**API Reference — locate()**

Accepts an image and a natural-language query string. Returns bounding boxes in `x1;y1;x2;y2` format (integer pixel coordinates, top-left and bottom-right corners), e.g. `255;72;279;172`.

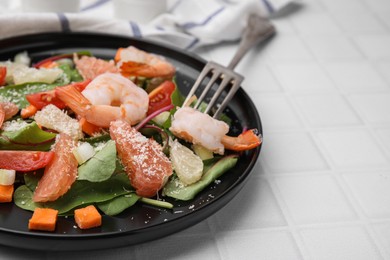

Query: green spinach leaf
77;140;117;182
0;122;56;151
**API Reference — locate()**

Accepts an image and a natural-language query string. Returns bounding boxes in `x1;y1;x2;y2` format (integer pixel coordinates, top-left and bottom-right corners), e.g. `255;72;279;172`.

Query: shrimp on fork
170;107;261;155
115;46;176;79
56;73;149;128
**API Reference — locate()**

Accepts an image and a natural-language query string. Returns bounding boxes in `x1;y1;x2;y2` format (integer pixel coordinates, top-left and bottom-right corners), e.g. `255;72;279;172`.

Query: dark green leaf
77;140;117;182
97;193;140;216
163;155;238;201
0;122;56;151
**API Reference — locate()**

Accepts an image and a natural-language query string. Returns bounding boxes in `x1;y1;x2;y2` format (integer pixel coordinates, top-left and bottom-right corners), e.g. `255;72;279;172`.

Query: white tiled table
1;0;390;259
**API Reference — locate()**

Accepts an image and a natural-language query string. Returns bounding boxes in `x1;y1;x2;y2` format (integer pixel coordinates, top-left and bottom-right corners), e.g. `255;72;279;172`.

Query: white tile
332;12;386;34
376;12;390;30
362;0;390;13
266;35;314;61
375;61;390;85
274;174;357;224
323;61;388;93
290;12;343;35
376;128;390;154
292;94;362;127
253;94;302;131
354;35;390;60
300;226;383;260
348;93;390;124
217;230;302;260
343;171;390;219
315;129;389;169
319;0;369;14
261;132;329;173
241;63;282;93
137;233;221;260
270;61;337;93
372;222;390;257
304;36;362;60
212;177;286;231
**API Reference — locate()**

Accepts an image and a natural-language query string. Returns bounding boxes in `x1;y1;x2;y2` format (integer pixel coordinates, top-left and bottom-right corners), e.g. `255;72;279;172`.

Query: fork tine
212;74;243;118
194;67;221;109
182;63;214;107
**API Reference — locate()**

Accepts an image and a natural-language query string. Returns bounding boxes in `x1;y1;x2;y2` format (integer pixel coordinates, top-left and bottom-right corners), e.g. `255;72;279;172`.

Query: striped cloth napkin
0;0;298;49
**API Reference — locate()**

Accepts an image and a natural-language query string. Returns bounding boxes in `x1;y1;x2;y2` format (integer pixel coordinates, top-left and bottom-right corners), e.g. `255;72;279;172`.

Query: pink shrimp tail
55;85;91;117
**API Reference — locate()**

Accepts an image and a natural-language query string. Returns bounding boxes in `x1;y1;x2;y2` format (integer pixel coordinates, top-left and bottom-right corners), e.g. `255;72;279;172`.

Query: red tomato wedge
26;89;66;110
110;120;173;197
26;80;91;110
147;81;175;115
0;151;54;171
33;134;78;202
0;66;6;86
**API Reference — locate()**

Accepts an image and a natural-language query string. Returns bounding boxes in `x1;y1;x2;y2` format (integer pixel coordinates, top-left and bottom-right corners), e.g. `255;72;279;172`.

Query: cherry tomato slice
25;80;91;110
0;151;54;172
0;66;6;86
147;81;175;115
26;89;65;110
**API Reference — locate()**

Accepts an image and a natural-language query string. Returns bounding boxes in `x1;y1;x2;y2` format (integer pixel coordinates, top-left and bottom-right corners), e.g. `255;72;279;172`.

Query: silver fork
183;14;276;118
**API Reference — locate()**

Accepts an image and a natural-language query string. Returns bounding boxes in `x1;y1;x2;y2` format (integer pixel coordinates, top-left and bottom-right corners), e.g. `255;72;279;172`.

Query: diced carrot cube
28;208;58;232
79;117;102;136
74;205;102;230
0;184;14;203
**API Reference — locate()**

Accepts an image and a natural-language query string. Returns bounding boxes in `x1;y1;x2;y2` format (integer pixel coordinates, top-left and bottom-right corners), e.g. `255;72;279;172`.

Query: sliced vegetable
163;155;238;201
0;184;14;203
26;89;66;110
0;151;54;171
25;80;91;110
21;104;38;118
74;205;102;229
79;117;103;136
147;80;175;115
28;207;58;231
0;66;6;86
193;144;214;160
0;169;16;185
72;142;95;165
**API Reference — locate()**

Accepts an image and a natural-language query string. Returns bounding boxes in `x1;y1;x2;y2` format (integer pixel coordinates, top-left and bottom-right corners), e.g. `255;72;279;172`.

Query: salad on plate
0;46;261;231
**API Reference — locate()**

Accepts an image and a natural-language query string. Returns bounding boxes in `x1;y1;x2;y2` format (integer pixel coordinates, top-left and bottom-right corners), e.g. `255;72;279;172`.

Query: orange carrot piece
74;205;102;230
0;184;14;203
28;208;58;232
21;104;38;118
79;117;103;136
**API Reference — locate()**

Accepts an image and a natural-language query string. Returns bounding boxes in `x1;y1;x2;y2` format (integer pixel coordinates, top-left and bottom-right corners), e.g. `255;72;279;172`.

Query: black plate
0;32;262;251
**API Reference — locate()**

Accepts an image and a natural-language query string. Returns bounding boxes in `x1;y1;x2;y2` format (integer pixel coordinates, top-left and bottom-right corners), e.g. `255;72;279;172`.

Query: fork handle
227;14;276;70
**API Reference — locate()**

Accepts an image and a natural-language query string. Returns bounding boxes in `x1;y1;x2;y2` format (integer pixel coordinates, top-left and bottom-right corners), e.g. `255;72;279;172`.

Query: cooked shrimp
74;54;119;80
115;46;176;79
56;73;149;127
0;101;19;128
110;119;173;197
170;107;230;155
170;107;262;154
